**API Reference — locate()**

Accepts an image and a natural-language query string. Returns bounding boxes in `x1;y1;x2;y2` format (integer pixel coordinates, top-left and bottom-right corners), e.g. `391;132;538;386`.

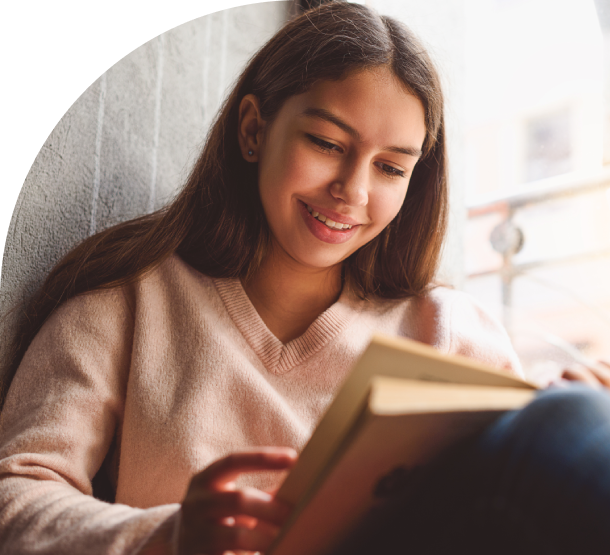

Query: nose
329;160;369;207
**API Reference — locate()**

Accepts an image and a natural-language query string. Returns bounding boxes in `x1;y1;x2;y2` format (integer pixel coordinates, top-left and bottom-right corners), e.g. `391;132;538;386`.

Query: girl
1;3;608;555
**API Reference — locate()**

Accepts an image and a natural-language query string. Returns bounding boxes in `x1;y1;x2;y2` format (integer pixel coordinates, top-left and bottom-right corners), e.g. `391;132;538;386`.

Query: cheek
260;141;334;203
368;184;409;231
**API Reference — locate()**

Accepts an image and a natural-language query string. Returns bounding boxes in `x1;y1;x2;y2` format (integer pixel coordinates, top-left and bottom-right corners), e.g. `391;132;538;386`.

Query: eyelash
376;163;406;179
306;134;341;154
305;134;406;179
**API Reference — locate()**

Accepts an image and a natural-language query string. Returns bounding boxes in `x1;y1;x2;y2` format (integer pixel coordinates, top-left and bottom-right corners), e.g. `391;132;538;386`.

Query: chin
273;232;362;271
289;247;350;271
298;255;345;271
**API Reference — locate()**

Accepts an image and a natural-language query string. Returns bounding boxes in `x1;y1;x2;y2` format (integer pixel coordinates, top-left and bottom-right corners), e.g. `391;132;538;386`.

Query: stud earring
248;150;253;156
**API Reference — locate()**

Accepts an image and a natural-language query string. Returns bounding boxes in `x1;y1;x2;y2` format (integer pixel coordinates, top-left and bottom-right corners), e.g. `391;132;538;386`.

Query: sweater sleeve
405;287;523;379
0;289;181;554
445;290;524;379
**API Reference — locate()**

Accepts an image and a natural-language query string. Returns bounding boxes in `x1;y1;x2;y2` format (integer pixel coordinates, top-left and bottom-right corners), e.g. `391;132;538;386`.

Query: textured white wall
0;2;290;368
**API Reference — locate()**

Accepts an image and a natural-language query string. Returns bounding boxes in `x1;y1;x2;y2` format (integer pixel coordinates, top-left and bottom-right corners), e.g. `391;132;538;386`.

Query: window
525;109;572;182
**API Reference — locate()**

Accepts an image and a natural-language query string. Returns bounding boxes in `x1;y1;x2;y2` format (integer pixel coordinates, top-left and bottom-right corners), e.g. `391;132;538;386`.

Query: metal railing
466;168;610;330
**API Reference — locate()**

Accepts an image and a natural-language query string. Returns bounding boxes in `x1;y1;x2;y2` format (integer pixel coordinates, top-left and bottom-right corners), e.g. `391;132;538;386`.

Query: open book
269;333;537;555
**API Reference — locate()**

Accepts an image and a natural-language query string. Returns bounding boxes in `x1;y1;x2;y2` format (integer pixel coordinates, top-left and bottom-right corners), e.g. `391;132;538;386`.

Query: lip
301;201;361;226
297;200;360;245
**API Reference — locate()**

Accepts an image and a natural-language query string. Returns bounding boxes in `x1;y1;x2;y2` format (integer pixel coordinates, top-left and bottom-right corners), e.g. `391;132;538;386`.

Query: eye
306;134;342;154
375;162;406;179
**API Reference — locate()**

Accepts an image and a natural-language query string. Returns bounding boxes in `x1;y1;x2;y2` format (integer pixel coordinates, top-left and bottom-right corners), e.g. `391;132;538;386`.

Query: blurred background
460;0;610;383
2;0;609;383
362;0;610;382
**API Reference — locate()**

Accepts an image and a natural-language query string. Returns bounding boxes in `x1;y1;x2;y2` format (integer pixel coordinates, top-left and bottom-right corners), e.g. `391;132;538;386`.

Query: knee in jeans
477;384;610;458
530;385;610;424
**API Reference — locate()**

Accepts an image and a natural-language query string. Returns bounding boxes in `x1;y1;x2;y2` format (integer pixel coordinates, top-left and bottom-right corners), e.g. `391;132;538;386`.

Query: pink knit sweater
0;254;522;554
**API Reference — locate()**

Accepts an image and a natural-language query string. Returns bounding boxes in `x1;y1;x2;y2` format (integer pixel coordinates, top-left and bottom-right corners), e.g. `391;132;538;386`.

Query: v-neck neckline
213;277;362;375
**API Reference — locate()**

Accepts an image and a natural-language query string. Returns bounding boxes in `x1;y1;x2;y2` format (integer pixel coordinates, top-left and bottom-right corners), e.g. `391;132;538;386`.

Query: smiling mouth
306;204;354;230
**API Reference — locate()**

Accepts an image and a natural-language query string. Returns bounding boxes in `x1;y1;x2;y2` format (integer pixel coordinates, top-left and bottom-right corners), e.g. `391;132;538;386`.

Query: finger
573;360;610;388
193;448;297;490
202;522;281;553
233;514;257;529
547;376;571;389
208;548;260;555
561;367;603;389
183;487;292;526
589;367;610;388
588;360;610;386
600;360;610;369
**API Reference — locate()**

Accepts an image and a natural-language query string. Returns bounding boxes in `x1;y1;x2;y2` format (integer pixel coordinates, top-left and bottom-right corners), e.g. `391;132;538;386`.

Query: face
247;67;427;272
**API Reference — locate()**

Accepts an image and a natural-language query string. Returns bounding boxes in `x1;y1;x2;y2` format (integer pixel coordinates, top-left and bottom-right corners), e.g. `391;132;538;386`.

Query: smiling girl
239;66;430;344
3;2;610;555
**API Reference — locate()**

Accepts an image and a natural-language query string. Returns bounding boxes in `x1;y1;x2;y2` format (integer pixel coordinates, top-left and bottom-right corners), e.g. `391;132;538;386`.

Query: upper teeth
306;204;353;230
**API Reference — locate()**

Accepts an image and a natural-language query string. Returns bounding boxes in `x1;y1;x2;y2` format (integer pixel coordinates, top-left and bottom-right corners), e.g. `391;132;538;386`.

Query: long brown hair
1;1;447;406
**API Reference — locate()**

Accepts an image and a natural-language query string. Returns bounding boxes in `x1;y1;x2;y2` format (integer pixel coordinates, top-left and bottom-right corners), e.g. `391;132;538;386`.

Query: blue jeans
335;385;610;554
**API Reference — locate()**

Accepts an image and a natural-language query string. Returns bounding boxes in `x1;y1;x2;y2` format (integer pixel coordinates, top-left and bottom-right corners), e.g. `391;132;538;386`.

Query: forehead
278;67;427;149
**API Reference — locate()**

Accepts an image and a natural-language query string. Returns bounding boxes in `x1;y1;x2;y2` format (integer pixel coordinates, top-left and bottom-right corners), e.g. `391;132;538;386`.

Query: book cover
270;334;537;555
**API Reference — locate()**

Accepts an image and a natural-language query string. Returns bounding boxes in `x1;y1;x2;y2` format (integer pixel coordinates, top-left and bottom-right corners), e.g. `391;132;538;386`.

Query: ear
237;94;265;162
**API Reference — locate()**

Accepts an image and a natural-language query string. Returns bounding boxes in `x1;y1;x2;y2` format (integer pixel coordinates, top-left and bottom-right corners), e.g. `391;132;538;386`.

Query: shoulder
424;287;523;378
45;253;218;344
25;253;201;361
48;286;134;341
19;286;136;385
136;253;216;295
365;287;523;378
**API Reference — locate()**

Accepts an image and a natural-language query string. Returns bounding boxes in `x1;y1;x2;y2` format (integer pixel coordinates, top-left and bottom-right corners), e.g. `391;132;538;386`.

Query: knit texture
0;254;522;554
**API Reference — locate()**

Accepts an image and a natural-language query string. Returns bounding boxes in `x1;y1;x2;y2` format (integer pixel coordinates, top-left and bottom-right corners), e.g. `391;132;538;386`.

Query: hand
560;359;610;389
178;447;297;555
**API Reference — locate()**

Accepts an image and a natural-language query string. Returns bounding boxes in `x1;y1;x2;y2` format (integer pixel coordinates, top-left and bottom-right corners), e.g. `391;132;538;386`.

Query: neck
242;244;343;344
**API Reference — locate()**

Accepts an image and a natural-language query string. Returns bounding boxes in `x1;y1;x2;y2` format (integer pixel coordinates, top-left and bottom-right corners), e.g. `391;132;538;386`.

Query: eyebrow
301;107;423;158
